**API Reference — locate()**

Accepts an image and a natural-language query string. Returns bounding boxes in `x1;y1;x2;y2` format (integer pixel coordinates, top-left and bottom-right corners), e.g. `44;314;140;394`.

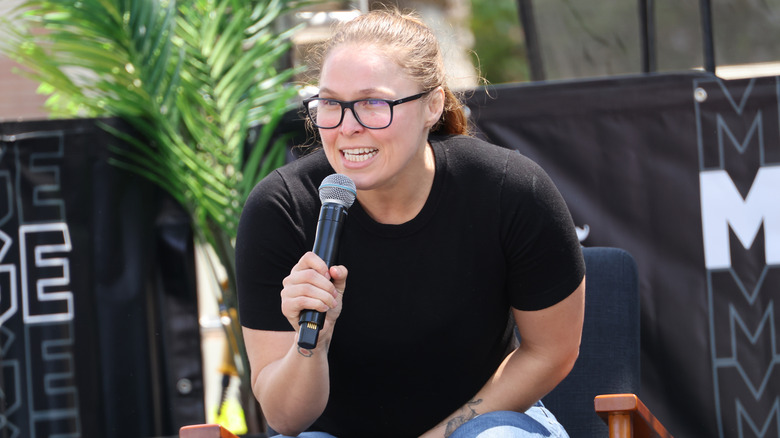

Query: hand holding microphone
297;174;356;350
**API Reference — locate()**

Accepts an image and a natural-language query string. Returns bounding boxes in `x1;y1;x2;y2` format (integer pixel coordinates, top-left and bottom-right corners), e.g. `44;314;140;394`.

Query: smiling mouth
343;148;378;162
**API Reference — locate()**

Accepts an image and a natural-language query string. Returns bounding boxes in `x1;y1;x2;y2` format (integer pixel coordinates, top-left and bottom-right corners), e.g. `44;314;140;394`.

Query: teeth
343;148;378;162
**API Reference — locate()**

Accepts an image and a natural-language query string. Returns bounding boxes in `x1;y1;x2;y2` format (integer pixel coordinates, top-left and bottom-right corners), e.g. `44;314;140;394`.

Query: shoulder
431;134;547;190
245;149;332;208
239;149;333;237
432;134;512;162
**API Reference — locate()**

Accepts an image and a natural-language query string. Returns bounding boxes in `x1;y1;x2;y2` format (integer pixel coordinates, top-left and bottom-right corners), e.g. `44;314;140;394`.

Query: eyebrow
317;87;388;99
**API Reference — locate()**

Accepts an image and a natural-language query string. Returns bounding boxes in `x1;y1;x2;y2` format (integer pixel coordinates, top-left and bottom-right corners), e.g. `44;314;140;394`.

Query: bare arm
243;252;348;436
421;277;586;437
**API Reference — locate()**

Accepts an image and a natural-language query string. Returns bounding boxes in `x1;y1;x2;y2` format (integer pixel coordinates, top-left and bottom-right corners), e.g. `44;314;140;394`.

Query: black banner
467;73;780;437
0;118;204;437
5;73;778;437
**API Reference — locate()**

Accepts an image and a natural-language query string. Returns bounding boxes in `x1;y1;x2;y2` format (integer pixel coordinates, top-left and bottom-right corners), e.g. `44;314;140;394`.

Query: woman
236;9;585;438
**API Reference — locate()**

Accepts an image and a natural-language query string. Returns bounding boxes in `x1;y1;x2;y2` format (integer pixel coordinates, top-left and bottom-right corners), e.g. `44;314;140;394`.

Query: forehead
319;44;414;95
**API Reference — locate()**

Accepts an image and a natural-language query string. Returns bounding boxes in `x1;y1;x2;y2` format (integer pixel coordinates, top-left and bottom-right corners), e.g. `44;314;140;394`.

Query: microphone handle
297;203;347;349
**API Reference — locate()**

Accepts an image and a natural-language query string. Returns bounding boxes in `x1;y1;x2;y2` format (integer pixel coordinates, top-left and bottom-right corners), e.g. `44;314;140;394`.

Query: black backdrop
467;72;780;437
3;72;779;438
0;118;203;438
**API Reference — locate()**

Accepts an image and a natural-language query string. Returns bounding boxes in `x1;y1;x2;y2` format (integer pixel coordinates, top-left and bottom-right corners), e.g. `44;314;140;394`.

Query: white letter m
700;167;780;270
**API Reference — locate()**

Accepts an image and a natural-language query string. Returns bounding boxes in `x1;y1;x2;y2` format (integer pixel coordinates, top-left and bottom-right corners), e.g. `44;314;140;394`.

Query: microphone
297;173;357;350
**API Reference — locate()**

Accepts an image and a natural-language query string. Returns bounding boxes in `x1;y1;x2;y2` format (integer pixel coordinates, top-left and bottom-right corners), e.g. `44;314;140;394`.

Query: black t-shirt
236;134;585;437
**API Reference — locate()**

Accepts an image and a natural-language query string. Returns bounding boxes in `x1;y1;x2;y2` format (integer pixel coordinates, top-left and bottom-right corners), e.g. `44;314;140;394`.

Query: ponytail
431;87;469;136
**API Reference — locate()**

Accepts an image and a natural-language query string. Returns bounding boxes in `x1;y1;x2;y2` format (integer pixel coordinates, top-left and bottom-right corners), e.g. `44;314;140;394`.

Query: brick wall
0;0;49;122
0;57;50;122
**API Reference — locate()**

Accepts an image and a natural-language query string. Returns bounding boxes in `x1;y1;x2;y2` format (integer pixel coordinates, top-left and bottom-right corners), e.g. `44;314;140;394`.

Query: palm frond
1;2;313;424
1;0;308;239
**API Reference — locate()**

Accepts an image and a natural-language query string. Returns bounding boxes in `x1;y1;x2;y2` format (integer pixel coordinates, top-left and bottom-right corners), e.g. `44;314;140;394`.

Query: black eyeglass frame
302;91;429;130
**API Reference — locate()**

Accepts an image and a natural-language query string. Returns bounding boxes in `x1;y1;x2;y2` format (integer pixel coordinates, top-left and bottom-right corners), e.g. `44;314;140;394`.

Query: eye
313;99;342;112
358;99;388;109
321;99;341;107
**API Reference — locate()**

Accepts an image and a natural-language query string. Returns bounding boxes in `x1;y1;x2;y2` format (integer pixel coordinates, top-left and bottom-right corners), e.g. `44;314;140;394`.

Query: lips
342;147;378;162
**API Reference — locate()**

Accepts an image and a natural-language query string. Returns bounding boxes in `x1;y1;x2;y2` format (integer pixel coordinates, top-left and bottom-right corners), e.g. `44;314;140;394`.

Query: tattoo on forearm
444;399;483;437
297;346;313;357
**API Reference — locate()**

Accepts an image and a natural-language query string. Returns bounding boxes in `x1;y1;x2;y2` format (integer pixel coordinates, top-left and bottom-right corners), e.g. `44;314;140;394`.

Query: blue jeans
449;402;569;437
271;401;569;437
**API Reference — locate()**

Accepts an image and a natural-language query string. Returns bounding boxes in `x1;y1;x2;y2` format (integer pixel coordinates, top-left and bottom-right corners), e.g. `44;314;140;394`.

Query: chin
343;174;376;192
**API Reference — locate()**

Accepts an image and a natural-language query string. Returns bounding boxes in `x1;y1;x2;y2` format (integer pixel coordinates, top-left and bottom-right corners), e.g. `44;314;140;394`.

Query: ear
424;86;445;128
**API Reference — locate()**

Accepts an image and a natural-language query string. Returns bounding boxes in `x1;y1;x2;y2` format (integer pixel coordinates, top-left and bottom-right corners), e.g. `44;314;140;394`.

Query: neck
357;142;435;225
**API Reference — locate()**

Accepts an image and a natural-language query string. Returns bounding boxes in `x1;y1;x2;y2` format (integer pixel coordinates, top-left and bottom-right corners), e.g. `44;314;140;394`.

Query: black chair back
542;246;641;436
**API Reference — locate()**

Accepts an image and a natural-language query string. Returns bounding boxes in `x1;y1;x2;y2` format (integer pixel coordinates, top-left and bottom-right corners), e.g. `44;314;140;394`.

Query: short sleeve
501;152;585;310
235;171;307;330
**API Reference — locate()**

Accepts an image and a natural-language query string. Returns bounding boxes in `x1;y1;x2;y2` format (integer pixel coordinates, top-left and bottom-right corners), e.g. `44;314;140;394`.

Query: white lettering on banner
19;223;73;324
0;130;81;437
696;76;780;438
700;167;780;269
0;228;18;326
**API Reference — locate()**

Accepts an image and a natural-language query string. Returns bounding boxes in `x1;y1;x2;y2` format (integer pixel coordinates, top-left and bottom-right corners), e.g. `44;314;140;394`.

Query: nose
339;107;364;133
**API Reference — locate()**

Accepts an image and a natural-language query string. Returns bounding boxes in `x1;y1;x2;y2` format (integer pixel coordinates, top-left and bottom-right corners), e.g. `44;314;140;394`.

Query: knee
449;411;552;437
450;411;567;438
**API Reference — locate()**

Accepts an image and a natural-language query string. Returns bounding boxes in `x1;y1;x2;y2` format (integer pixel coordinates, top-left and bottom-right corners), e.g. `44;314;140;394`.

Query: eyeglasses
302;91;429;130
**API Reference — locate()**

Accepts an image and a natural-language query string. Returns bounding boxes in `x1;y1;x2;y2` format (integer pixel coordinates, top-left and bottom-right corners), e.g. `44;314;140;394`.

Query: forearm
485;341;578;411
425;283;585;438
248;260;348;435
423;341;579;438
254;342;332;435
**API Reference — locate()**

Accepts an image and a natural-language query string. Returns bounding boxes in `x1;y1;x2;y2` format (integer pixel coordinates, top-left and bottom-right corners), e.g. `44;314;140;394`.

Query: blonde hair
310;9;470;136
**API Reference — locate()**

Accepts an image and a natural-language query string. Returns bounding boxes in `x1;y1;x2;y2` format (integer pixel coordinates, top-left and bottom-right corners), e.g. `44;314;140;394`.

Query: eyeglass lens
307;99;392;129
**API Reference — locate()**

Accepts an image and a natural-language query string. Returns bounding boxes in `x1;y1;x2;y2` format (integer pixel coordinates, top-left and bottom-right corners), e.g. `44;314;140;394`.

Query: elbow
564;344;580;374
267;421;305;438
259;397;318;437
255;374;326;436
262;403;311;437
556;342;580;383
259;399;311;437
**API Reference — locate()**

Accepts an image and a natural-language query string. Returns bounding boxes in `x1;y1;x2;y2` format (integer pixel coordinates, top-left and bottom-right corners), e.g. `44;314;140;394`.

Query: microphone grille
319;174;357;208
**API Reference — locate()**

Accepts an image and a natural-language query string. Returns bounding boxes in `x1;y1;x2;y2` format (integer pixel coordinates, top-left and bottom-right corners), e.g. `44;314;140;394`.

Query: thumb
330;265;348;295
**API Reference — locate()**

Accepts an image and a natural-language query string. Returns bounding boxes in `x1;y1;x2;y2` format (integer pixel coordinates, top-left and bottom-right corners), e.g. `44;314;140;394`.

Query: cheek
319;130;341;156
319;128;337;145
388;113;425;144
319;131;340;162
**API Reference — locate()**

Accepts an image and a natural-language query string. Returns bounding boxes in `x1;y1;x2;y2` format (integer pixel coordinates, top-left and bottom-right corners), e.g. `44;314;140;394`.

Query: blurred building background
2;1;780;436
0;1;50;120
0;0;482;121
6;0;780;122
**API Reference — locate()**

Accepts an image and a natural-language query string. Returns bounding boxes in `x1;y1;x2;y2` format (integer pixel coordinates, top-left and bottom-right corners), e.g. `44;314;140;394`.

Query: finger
283;266;338;298
329;265;348;298
293;251;331;279
282;293;334;314
281;278;339;310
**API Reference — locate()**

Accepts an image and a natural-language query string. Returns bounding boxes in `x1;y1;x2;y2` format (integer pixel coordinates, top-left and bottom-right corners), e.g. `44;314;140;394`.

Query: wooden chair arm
179;424;240;438
595;394;673;438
